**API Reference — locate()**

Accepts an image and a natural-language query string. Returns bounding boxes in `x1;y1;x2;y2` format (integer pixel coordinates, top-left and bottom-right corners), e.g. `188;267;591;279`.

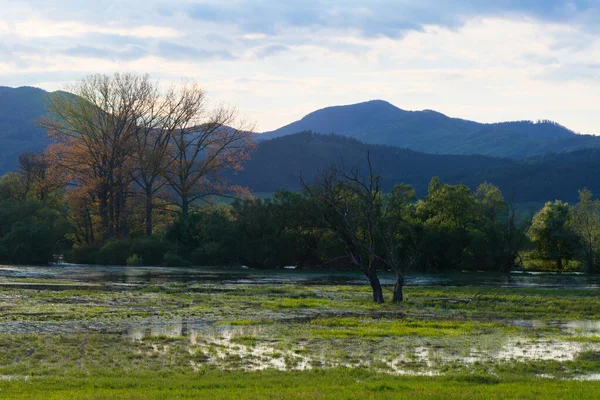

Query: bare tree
130;82;212;236
302;153;385;303
163;103;255;219
41;73;157;239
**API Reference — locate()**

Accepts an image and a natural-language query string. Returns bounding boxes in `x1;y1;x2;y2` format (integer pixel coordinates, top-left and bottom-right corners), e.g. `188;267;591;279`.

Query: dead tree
302;152;385;304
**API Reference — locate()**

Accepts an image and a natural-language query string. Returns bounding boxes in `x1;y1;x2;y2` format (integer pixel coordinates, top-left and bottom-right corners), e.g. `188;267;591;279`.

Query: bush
126;254;144;266
67;244;101;264
97;240;132;265
163;251;190;267
130;237;169;265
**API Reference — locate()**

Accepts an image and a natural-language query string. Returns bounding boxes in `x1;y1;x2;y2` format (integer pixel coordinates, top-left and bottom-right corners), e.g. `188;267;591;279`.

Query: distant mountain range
2;86;600;203
260;100;600;158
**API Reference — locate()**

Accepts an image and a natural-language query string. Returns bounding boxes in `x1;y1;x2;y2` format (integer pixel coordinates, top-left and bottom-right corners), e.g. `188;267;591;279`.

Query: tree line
0;73;599;304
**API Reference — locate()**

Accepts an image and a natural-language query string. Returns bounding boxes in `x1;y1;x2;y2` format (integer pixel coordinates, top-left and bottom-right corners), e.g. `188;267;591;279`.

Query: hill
231;132;600;203
0;86;53;172
260;100;599;158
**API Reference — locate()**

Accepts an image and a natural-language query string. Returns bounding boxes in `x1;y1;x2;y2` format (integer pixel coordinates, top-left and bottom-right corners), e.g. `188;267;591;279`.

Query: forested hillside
0;86;52;171
231;131;600;202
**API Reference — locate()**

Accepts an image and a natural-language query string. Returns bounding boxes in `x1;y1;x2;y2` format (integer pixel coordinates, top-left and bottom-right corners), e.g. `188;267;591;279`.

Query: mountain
231;131;600;203
0;86;53;172
260;100;599;158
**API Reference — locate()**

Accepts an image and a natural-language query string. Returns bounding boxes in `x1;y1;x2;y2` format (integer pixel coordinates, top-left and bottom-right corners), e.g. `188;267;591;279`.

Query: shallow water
2;264;600;377
1;264;599;288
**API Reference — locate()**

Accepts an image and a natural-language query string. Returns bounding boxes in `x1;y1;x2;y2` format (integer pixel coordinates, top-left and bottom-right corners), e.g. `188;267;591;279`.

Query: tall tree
163;104;255;219
302;153;385;303
41;73;156;239
570;188;600;273
130;82;212;236
379;184;418;302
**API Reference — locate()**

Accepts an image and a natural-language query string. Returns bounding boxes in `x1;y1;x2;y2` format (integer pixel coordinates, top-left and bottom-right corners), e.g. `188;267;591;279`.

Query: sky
1;0;600;133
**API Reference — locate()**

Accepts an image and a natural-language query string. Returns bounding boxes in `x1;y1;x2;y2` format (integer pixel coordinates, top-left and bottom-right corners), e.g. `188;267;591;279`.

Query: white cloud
12;19;182;38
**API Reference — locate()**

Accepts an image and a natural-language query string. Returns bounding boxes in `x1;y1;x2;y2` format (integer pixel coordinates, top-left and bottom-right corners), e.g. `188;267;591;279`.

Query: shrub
97;240;132;265
130;237;169;265
126;254;144;266
163;251;190;267
67;244;101;264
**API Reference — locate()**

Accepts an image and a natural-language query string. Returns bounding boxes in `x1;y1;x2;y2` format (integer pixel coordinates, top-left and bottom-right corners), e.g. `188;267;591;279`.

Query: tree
41;73;255;240
129;82;213;236
416;178;479;270
570;188;600;273
163;104;255;219
302;153;385;303
468;184;527;272
379;184;418;302
41;73;155;239
529;201;579;271
17;151;66;202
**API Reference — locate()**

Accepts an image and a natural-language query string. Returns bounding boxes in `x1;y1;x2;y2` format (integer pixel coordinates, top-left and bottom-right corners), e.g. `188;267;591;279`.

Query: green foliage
130;237;170;266
68;237;170;266
97;239;132;265
166;204;237;266
231;131;600;204
528;201;580;271
126;254;143;266
570;188;600;273
0;199;70;264
163;251;190;267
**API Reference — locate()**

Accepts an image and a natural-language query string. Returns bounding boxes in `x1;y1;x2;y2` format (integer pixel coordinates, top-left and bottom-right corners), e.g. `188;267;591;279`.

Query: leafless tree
163;103;255;219
302;152;385;303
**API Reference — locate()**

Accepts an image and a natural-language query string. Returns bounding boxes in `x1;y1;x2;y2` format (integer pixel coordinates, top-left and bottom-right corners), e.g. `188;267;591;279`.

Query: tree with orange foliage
41;73;255;240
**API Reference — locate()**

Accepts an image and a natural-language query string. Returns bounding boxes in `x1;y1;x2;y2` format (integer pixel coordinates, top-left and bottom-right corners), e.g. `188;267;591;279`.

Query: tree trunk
145;193;153;237
181;197;189;219
393;274;404;303
556;257;563;271
366;271;384;304
588;243;594;273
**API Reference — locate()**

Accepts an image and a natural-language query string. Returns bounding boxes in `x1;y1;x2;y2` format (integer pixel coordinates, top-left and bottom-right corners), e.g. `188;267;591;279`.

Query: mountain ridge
260;100;594;158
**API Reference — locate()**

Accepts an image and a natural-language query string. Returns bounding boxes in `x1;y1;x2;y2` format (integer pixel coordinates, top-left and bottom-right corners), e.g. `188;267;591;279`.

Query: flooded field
1;265;600;398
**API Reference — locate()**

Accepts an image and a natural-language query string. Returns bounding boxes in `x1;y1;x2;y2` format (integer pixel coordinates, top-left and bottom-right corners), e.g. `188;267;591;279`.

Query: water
1;264;599;288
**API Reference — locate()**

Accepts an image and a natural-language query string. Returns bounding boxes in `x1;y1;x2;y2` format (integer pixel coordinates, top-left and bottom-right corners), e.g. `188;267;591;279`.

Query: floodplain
1;265;599;399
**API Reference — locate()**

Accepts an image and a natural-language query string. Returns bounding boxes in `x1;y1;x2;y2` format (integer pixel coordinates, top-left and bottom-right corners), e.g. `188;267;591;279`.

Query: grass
1;270;600;398
2;369;600;399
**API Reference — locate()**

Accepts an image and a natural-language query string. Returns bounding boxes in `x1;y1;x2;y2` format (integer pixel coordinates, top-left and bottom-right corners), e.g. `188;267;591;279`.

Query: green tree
379;184;418;302
528;201;579;271
570;188;600;273
416;178;479;270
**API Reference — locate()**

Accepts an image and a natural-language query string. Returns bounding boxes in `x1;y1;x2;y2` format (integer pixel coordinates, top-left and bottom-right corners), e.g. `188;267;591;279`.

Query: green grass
1;369;599;399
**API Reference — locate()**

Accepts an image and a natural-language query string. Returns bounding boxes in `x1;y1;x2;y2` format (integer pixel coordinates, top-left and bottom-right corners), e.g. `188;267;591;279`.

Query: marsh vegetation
0;266;599;398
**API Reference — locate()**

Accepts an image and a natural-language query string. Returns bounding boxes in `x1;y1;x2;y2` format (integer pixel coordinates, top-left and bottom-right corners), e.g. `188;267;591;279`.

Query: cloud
63;45;149;61
185;0;600;38
12;18;182;39
255;44;289;58
156;42;237;61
